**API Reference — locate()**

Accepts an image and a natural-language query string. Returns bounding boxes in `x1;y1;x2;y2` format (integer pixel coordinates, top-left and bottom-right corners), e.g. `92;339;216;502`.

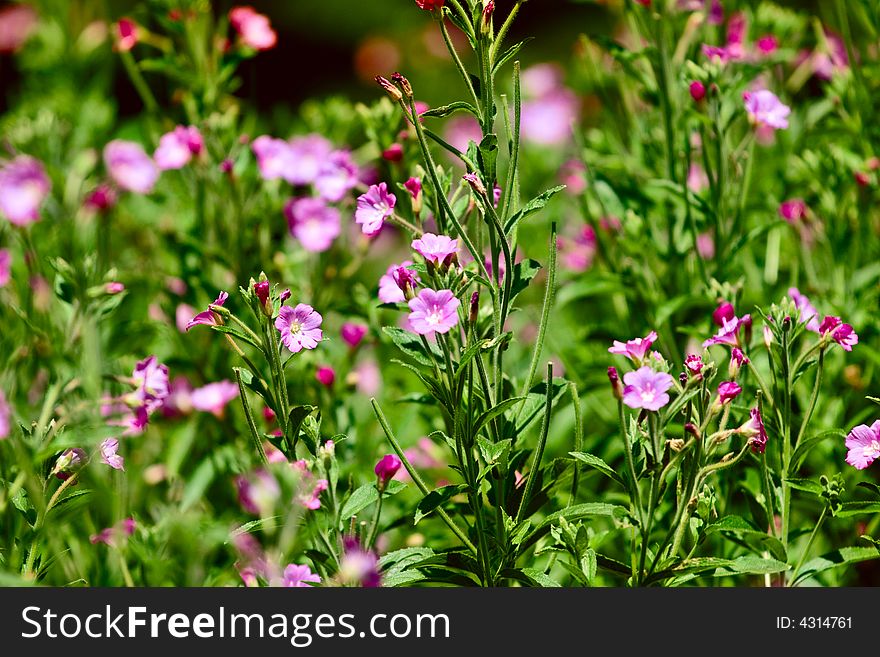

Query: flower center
640;386;656;403
865;440;880;458
426;306;443;326
289;321;302;335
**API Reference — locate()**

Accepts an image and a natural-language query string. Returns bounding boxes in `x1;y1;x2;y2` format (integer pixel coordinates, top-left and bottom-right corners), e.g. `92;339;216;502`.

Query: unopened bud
463;172;487;196
254;280;271;316
375;76;403;102
684;422;700;439
607;366;623;400
481;1;495;35
469;290;480;324
391;72;413;99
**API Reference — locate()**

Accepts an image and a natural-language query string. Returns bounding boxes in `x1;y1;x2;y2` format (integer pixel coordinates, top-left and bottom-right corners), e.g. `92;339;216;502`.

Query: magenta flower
51;448;87;480
229;6;276;50
375;454;402;486
702;44;730;63
292;460;328;510
608;330;658;363
788;287;820;332
819;316;858;351
689;81;706;102
131;355;170;413
282;564;321;588
622;367;674;411
286;135;333;185
558;225;597;272
154;125;203;170
252;136;294;181
186;291;229;331
717;381;742;404
739;407;768;454
779;199;808;223
845;422;880;470
404;177;422;203
356;183;397;236
103;140;159;194
731;347;749;367
0;155;51;225
339;536;381;587
284;197;341;252
712;301;736;327
90;518;136;546
684;354;704;376
378;261;418;304
191;381;239;417
315;366;335;387
407;289;460;336
412;233;458;268
0;389;9;439
236;469;280;516
275;304;323;353
100;438;124;471
105;282;125;295
703;314;750;348
0;248;10;288
314;150;358;202
341;322;368;348
756;35;778;56
744;89;790;130
115;18;138;51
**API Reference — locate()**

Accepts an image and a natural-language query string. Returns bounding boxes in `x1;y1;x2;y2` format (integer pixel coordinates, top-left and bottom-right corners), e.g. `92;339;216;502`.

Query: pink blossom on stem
407;289;460;336
186;291;229;330
229;6;276;50
341;322;368;348
374;454;402;487
819;316;858;351
154;126;203;170
284;197;341;252
315;151;359;202
845;422;880;470
104;140;159;194
315;366;335;387
744;89;790;130
412;233;458;268
716;381;742;404
788;287;820;332
286;135;333;185
622;367;674;411
100;438;124;471
0;155;51;225
378;261;418;303
275;304;323;353
356;183;396;236
282;564;321;588
191;381;239;417
608;331;658;363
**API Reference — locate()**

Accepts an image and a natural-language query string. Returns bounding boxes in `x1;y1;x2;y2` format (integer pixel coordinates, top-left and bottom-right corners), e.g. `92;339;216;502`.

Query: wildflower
689;80;706;102
463;172;487;196
315;366;335;387
229;6;276;50
684;354;704;376
412;233;458;270
284;197;340;253
703;314;750;348
622;367;674;411
390;72;413;99
607;366;623;400
356;183;397;236
115;18;138;51
104;140;159;194
744;89;790;130
339;537;381;587
415;0;444;10
315;151;359;202
292;460;328;510
375;75;403;102
407;289;460;336
788;287;820;332
779;199;807;224
757;35;778;56
521;89;579;146
341;322;368;348
282;564;321;588
253;280;270;310
375;454;402;490
275;304;323;353
378;261;419;303
557;226;597;272
696;232;715;259
236;469;280;516
730;347;749;374
712;301;736;327
844;422;880;470
131;356;170;413
252;136;294;181
716;381;742;404
0;155;51;225
608;330;658;364
382;143;404;162
404;177;422;213
191;381;239;417
186;291;229;330
0;249;10;288
739;407;768;453
154;126;203;170
702;45;730;64
819;316;858;351
100;438;124;471
90;518;136;546
469;290;480;324
286;135;333;185
51;448;87;479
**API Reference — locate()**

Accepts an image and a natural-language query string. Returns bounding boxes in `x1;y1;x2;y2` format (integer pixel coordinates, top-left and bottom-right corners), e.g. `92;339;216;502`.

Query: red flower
415;0;445;10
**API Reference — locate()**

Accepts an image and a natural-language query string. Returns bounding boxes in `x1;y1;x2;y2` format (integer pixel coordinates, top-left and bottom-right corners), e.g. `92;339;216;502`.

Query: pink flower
339;536;381;587
90;517;136;546
689;81;706;102
104;140;159;194
236;469;280;516
315;151;358;202
622;367;674;411
0;155;51;225
100;438;124;471
521;90;579;146
315;366;335;387
378;261;418;304
0;249;10;288
739;407;768;453
356;183;397;236
191;381;239;417
275;304;323;353
186;291;229;330
407;289;460;336
292;460;328;510
684;354;704;375
744;89;790;130
404;177;422;204
0;4;38;54
284;197;341;252
84;184;117;212
351;360;381;396
608;330;658;363
416;0;444;10
0;390;11;439
115;18;138;52
845;422;880;470
374;454;401;486
713;301;736;327
788;287;820;332
717;381;742;404
702;45;730;64
731;347;749;367
756;35;778;56
558;226;596;272
696;232;715;259
286;135;333;185
703;314;750;348
341;322;368;348
687;163;709;192
282;564;321;588
229;6;276;51
382;143;404;162
105;282;125;295
819;316;858;351
252;136;294;181
779;199;808;223
154;125;203;170
412;233;458;269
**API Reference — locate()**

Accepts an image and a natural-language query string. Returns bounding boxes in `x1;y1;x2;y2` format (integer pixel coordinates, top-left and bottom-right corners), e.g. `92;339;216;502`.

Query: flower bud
463;172;487;196
391;72;413;99
404;177;422;214
375;454;402;491
375;75;403;102
315;366;336;388
481;1;495;35
52;448;88;480
253;280;271;316
689;80;706;102
469;290;480;325
392;266;418;301
382;143;404;162
607;366;623;400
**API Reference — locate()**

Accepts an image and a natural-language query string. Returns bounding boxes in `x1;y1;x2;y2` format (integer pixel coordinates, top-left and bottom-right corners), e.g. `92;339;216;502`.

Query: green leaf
521;503;624;552
794;547;880;585
384;327;443;367
287;405;317;455
45;489;92;519
478;133;498;185
473;397;527;436
181;458;215;512
569;451;624;487
419;101;479;119
789;430;845;474
340;484;379;520
478;438;512;465
228;517;281;540
509;259;542;302
503;185;566;234
856;481;880;498
493;38;535;73
520;567;561;587
834;501;880;518
785;478;823;495
727;556;790;575
414;485;467;525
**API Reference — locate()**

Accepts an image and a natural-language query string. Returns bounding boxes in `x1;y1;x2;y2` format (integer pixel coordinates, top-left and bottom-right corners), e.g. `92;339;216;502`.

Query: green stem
515;362;554;525
790;506;827;586
518;223;557;403
235;367;269;466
